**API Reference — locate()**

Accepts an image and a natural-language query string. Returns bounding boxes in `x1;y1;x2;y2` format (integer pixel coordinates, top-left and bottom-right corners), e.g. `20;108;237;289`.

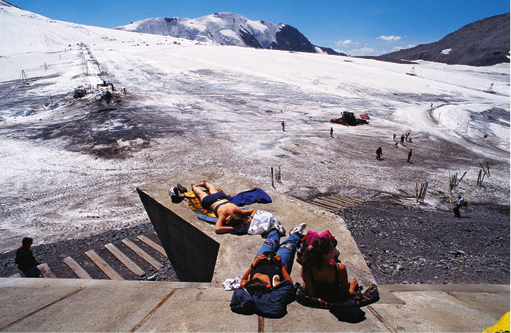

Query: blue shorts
201;191;229;211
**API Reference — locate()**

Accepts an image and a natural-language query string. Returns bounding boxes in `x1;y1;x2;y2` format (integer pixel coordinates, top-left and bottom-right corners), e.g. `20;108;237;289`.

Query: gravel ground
337;199;510;285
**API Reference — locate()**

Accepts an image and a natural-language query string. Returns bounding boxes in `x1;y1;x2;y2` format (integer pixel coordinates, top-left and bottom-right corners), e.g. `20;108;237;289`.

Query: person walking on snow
407;149;412;162
281;121;285;131
376;147;382;160
330;127;334;138
400;134;405;145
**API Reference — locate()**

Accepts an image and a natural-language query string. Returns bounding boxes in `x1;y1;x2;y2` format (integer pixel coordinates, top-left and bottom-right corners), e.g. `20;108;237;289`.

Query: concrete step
51;234;169;281
0;278;507;332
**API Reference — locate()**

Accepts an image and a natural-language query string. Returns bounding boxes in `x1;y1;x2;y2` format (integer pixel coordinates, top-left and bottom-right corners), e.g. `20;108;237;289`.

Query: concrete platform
0;167;508;332
0;278;508;332
136;166;374;287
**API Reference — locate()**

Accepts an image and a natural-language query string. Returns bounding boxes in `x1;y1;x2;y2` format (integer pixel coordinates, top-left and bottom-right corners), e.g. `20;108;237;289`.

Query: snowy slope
0;3;509;252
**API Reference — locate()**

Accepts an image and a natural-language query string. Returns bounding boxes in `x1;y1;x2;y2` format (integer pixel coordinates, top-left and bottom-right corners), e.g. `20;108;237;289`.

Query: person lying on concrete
15;237;42;278
230;223;306;318
192;180;255;234
301;237;359;303
240;223;307;294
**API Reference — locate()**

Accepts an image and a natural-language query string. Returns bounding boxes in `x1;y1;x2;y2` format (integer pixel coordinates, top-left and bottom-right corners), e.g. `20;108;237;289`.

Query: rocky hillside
377;13;510;66
114;12;342;55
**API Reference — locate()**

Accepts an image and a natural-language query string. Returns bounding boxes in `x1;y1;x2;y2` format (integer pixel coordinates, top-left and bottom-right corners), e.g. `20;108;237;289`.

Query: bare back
310;263;341;284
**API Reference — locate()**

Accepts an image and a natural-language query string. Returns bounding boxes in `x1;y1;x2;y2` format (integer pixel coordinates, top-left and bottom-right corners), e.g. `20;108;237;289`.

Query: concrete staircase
11;234;169;281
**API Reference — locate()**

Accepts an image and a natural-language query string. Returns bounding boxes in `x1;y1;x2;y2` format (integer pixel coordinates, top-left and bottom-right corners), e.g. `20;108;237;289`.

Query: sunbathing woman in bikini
301;237;359;303
191;180;255;234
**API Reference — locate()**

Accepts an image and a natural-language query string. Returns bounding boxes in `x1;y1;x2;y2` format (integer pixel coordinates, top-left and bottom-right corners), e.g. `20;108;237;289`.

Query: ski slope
0;3;509;252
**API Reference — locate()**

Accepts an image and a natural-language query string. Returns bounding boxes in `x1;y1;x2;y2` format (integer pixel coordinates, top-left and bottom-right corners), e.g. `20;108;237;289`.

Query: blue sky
10;0;510;56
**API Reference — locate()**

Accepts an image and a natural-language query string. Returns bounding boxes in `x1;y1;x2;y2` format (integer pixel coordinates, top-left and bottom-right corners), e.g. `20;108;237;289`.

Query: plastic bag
247;210;275;235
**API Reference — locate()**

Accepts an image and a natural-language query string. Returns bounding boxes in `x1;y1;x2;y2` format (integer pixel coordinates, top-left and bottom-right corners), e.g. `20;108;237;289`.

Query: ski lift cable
0;76;23;101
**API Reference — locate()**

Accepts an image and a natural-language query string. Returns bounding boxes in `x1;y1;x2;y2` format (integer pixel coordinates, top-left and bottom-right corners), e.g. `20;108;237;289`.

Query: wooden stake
479;163;489;177
457;171;467;187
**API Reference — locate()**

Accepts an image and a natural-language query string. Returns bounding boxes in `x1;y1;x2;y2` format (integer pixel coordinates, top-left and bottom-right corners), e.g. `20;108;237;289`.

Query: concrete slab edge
379;283;510;293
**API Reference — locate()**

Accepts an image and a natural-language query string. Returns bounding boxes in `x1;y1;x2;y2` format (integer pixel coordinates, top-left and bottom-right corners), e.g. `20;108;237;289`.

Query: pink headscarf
301;230;337;265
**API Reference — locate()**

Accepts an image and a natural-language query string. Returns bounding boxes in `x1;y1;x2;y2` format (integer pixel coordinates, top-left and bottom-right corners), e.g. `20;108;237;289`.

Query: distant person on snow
400;134;405;145
376;147;382;160
281;121;285;131
405;132;410;142
407;149;412;162
15;237;41;277
191;180;255;234
330;127;334;138
453;194;465;217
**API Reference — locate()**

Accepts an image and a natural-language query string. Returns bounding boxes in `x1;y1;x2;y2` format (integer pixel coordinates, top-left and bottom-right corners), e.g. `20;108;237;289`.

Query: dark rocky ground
337;200;510;285
0;222;178;282
1;197;508;285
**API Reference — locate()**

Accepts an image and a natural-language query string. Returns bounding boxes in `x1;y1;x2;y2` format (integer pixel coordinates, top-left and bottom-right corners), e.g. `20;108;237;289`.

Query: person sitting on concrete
15;237;41;278
230;223;306;318
453;194;465;217
191;180;255;234
301;237;359;304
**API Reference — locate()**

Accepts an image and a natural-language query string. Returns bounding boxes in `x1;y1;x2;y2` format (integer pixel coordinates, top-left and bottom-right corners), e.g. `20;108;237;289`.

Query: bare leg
198;180;217;194
191;183;208;201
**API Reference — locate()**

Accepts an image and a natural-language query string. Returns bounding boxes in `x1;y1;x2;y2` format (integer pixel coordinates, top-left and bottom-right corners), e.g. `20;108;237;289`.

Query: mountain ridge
376;12;510;66
114;12;342;55
0;0;18;8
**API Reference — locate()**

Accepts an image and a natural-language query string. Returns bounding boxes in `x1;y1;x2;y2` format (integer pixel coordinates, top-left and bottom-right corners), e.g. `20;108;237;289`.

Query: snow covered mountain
0;0;18;8
114;12;341;55
377;13;510;66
